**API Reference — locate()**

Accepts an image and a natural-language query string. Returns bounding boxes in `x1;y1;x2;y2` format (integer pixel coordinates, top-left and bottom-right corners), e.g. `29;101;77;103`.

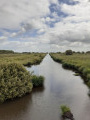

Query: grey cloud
23;23;34;31
10;23;35;37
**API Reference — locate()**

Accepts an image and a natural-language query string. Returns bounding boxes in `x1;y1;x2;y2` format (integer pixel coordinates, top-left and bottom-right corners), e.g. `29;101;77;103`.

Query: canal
0;54;90;120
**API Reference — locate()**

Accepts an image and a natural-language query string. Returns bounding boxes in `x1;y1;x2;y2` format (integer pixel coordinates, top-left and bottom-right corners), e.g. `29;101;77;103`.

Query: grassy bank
0;53;46;67
50;53;90;87
0;53;46;103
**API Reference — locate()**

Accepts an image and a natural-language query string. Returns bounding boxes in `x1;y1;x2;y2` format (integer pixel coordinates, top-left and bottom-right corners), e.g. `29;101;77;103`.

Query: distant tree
0;50;14;54
65;50;73;55
57;52;61;54
81;51;85;54
86;51;90;54
72;51;75;53
22;52;31;54
77;51;81;54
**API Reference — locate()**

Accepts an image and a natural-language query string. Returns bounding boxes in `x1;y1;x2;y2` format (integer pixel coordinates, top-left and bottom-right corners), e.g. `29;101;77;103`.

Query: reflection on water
0;94;32;120
0;54;90;120
32;87;45;94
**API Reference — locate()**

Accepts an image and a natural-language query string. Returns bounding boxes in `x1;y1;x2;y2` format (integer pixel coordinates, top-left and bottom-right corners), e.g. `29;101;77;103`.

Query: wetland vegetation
60;105;74;120
0;63;33;102
31;75;44;87
50;52;90;87
0;54;90;120
0;51;46;103
0;51;46;66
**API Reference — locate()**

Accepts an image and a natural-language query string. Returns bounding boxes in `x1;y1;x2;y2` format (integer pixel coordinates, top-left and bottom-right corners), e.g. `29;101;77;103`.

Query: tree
65;50;73;55
0;50;14;54
86;51;90;54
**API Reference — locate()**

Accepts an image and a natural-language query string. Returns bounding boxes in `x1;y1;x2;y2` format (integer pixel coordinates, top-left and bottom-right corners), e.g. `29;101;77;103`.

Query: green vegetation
65;50;73;55
0;53;46;103
32;75;44;87
50;53;90;87
0;50;14;54
60;105;74;120
0;63;33;103
61;105;71;115
74;73;80;76
0;53;46;66
86;51;90;54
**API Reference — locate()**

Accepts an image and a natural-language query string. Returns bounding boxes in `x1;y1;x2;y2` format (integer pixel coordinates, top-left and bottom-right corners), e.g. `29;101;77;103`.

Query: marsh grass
0;53;46;66
60;105;74;120
50;53;90;87
60;105;71;115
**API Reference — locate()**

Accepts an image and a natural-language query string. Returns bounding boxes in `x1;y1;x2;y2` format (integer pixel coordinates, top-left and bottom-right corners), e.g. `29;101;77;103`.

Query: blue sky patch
49;3;69;17
22;29;39;37
58;0;79;5
47;3;69;27
2;28;19;33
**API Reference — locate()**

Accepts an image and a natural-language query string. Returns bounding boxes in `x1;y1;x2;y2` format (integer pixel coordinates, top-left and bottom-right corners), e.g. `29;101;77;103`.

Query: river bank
50;53;90;87
0;55;90;120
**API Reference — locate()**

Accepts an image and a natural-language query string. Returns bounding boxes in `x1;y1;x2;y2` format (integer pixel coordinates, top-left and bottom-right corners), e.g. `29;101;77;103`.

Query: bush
31;75;44;87
0;63;33;103
65;50;73;55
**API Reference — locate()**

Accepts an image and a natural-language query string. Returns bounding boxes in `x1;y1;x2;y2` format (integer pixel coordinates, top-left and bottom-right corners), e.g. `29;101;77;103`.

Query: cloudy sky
0;0;90;52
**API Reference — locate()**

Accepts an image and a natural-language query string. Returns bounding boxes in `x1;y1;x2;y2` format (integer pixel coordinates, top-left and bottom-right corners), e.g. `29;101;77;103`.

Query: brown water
0;54;90;120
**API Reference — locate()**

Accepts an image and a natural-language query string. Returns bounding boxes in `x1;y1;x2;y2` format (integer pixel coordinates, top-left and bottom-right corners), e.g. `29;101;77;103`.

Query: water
0;54;90;120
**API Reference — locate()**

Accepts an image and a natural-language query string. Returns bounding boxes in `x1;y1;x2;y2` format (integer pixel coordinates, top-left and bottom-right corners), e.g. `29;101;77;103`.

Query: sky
0;0;90;52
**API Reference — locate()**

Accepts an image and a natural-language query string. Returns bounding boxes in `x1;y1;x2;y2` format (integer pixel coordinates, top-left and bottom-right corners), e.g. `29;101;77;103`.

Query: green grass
50;53;90;87
60;105;71;115
0;53;46;66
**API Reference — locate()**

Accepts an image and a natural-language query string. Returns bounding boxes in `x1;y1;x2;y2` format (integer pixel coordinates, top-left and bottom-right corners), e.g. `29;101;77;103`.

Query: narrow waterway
0;54;90;120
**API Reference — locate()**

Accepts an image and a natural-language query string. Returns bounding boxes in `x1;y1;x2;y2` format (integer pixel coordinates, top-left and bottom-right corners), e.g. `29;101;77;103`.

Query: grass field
0;53;46;66
50;53;90;87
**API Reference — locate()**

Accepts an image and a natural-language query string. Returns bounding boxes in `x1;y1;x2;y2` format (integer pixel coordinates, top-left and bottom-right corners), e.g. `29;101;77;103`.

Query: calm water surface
0;54;90;120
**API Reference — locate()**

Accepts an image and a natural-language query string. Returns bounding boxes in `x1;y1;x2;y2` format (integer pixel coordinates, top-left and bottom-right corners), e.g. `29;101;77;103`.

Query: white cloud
0;36;7;40
0;0;90;52
0;0;50;29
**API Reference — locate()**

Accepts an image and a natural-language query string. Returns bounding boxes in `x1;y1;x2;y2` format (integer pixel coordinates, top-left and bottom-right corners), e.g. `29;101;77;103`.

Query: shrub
0;63;33;103
31;75;44;87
